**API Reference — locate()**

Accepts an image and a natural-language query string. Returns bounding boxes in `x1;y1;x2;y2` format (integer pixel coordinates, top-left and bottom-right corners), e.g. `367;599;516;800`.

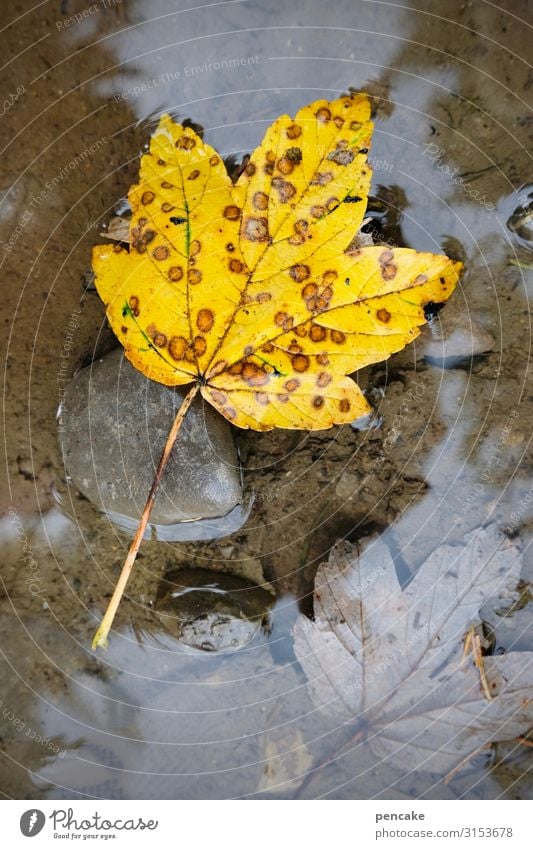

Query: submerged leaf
294;525;533;777
93;94;462;430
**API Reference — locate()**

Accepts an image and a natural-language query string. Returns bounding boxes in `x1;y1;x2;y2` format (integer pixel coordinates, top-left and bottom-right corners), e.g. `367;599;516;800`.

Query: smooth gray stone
59;348;243;528
155;568;273;652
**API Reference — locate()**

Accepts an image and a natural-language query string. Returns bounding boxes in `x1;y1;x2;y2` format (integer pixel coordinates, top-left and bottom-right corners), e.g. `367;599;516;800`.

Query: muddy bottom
1;0;532;799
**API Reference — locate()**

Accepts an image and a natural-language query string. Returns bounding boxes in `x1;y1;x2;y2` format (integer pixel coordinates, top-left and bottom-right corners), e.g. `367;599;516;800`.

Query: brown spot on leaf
414;274;429;284
242;216;269;242
311;204;326;218
153;245;169;261
274;311;293;331
302;282;319;310
189;269;202;285
242;362;269;386
271;177;296;203
211;389;228;407
187;169;200;180
197;309;214;332
289;263;311;283
128;296;139;316
176;135;195;149
377;308;391;323
292;354;310;372
286;146;302;163
311;171;334;186
193;335;207;356
310;323;326;342
284;378;300;392
255;392;270;406
161;181;174;189
331;329;346;344
317;353;330;365
256;292;272;303
161;202;175;213
286;123;302;139
226;242;235;252
209;155;220;166
168;336;187;360
190;239;201;256
316;372;332;388
316;107;331;122
316;287;333;310
278;393;289;403
153;332;167;347
328;147;354;166
229;258;244;273
289;234;305;246
168;266;183;282
245;162;256;176
141;190;155;205
322;270;338;285
381;263;397;280
277;156;294;175
223;205;241;220
211;390;228;405
312;395;325;408
339;398;351;413
253;191;269;210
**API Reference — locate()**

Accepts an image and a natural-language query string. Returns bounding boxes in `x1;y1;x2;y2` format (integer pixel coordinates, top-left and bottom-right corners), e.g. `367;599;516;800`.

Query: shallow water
1;0;532;799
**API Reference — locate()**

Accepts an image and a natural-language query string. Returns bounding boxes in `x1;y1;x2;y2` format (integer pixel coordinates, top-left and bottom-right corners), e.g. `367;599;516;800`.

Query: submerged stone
506;184;533;249
59;348;243;531
155;567;273;651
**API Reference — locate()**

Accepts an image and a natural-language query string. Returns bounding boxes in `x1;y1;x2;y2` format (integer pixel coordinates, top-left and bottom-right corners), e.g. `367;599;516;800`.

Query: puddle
501;184;533;252
1;0;531;800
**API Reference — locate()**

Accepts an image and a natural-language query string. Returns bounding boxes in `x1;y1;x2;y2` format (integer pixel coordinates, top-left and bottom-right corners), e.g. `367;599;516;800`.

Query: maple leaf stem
92;381;200;651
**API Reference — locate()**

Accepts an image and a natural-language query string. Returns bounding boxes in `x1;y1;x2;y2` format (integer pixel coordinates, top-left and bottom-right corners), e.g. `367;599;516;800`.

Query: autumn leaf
90;93;463;648
293;526;533;785
93;93;462;432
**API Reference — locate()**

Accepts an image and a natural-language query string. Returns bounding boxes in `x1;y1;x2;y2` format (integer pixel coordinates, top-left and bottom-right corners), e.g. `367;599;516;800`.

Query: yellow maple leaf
90;93;463;649
93;93;462;432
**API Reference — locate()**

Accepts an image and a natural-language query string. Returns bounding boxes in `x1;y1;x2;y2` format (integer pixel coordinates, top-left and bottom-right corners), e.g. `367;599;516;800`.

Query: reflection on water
1;0;532;800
